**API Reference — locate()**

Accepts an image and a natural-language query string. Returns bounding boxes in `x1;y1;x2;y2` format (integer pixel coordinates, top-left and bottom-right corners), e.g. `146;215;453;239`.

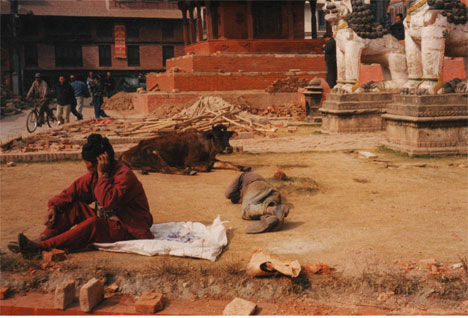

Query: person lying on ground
225;171;292;234
8;134;154;258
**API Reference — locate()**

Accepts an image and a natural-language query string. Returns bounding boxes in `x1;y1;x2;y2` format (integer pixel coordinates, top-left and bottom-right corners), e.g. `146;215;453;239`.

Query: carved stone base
319;92;393;133
382;94;468;156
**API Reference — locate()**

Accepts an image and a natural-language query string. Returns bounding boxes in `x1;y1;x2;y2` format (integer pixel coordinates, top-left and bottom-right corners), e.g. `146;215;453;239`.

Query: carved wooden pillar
204;1;214;40
246;0;254;40
196;5;203;41
188;6;196;43
287;0;294;39
182;8;190;45
310;0;317;38
217;3;226;39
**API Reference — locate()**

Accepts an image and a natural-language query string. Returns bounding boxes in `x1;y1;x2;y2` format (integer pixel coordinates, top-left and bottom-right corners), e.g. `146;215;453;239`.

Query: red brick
222;297;257;315
105;282;119;293
134;292;164;314
0;287;10;300
42;249;67;263
54;281;76;310
79;278;104;312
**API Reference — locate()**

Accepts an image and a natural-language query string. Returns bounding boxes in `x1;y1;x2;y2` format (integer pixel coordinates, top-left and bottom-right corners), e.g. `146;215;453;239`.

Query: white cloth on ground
93;216;228;262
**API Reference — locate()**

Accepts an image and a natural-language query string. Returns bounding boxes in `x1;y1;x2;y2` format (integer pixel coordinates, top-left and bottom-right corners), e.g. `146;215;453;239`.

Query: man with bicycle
26;73;52;126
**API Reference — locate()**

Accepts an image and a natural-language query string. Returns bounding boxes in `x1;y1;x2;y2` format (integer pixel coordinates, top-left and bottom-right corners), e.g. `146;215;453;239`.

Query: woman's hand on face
97;152;110;177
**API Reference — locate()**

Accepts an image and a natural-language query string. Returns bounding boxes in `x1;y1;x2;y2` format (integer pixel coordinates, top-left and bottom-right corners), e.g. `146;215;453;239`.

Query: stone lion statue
323;0;408;93
402;0;468;94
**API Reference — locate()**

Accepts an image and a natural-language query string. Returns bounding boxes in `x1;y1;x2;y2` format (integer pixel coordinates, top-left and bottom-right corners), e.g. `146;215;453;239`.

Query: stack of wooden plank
119;96;276;136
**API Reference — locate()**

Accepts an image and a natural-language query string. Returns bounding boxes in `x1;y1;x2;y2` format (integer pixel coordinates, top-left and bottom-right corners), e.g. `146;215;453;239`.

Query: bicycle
25;99;57;133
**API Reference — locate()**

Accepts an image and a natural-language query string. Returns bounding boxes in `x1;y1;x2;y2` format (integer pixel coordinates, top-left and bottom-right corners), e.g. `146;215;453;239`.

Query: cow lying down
120;125;251;175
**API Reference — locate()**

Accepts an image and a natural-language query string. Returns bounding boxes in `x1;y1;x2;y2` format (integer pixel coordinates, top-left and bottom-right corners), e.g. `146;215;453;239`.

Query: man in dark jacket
323;34;337;89
390;14;405;41
55;76;75;124
8;134;154;257
89;75;109;119
104;71;115;99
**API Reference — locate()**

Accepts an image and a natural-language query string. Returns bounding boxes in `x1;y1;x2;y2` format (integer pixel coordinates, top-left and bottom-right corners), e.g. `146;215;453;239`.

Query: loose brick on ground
42;249;67;263
134;292;164;314
105;282;120;293
79;278;104;312
0;287;10;300
54;280;75;310
223;297;257;315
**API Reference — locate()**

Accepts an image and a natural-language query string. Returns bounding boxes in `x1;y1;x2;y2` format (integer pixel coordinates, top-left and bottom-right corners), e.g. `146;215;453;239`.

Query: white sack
93;215;227;262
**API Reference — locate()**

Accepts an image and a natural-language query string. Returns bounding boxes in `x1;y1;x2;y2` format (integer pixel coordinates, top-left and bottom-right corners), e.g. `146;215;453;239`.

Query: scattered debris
223;297;257;316
353;178;370;183
266;77;309;93
377;291;394;302
0;287;10;300
246;250;301;278
5;161;16;167
450;263;463;269
105;282;120;293
134;292;165;314
79;278;104;312
42;248;67;263
303;263;336;275
102;92;135;111
273;170;288;181
358;151;378;159
54;280;76;310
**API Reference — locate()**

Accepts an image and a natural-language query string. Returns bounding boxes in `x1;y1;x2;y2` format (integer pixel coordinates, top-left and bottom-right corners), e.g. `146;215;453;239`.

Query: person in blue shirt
70;74;88;117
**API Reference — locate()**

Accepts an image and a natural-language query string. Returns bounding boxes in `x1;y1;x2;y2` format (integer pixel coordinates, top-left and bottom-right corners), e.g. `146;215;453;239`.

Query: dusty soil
1;142;468;313
102;92;135;111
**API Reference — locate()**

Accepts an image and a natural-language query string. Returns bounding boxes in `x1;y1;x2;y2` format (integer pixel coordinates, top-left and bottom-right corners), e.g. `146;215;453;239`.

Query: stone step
147;71;326;92
166;53;326;73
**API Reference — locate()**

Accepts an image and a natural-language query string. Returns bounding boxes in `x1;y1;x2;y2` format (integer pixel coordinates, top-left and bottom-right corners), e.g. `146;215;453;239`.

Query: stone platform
147;53;327;93
319;92;393;133
382;94;468;156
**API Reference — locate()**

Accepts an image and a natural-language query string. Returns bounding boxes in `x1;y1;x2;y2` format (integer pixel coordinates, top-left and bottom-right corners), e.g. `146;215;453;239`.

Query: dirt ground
1;136;468;314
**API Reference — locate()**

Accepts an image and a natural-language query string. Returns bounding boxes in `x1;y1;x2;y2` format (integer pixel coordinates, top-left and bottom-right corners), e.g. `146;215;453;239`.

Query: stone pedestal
319;92;392;133
382;94;468;156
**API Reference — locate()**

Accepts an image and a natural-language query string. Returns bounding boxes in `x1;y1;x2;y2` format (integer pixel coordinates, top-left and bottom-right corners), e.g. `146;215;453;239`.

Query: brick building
1;0;184;95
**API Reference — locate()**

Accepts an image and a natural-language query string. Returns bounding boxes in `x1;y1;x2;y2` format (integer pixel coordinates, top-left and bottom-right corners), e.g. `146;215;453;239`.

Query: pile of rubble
0;120;132;154
102;92;135;111
120;96;275;136
246;103;306;120
1;84;29;116
266;77;310;93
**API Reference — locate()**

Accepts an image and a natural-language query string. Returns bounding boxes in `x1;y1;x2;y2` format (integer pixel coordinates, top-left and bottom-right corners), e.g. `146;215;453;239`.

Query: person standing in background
104;72;115;99
69;74;87;118
89;75;109;120
86;71;95;106
323;34;337;89
55;75;75;125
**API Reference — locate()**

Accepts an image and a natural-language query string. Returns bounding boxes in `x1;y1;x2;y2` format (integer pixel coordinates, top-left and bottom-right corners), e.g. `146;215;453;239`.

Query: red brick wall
33;43;184;71
185;39;326;55
147;72;326;92
166;54;326;73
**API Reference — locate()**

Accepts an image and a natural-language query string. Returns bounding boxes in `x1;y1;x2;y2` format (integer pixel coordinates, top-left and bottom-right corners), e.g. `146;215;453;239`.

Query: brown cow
120;125;250;175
